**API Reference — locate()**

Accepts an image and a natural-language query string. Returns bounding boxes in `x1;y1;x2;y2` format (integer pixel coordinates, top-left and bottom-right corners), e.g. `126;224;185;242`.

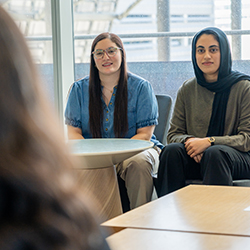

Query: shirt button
113;93;115;96
105;128;108;131
106;110;109;113
110;102;112;105
106;118;108;121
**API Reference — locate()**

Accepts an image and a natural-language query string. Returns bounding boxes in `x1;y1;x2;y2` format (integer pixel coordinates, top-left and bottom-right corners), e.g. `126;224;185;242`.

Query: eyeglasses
92;47;121;59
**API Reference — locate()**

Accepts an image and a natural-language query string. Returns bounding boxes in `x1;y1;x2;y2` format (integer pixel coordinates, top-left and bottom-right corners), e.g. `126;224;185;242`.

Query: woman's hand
131;125;155;141
67;125;84;139
193;153;203;163
185;137;211;159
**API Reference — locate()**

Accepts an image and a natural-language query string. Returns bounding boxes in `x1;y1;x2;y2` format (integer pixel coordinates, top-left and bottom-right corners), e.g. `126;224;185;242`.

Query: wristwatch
208;137;215;146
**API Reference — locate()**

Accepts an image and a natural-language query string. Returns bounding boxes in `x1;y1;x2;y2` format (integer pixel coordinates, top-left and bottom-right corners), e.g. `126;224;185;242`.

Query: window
72;0;250;104
2;0;54;103
2;0;249;120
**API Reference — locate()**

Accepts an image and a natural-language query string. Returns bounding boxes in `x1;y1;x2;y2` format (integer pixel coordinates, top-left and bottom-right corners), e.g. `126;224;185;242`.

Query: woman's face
195;34;221;82
93;38;122;79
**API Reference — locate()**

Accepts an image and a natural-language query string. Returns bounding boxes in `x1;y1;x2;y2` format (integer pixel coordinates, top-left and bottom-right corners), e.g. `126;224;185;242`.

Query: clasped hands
185;137;211;163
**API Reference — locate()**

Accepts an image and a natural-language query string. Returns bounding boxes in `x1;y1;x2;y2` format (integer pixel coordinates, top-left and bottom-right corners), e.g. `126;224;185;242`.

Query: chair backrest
154;94;172;145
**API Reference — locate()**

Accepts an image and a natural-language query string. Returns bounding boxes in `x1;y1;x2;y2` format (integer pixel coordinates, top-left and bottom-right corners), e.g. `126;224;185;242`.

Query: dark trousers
156;143;250;197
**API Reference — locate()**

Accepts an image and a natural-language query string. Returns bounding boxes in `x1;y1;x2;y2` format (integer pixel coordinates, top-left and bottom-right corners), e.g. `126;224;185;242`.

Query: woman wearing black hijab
156;27;250;197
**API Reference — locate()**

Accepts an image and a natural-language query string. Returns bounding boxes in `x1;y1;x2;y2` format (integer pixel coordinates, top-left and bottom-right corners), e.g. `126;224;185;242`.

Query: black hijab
191;27;250;136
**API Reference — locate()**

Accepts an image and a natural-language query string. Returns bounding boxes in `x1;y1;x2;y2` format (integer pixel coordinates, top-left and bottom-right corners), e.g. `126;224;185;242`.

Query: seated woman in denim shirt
65;32;163;210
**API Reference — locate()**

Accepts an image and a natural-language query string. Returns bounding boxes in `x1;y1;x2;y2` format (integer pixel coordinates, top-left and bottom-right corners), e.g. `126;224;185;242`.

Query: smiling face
195;34;221;82
93;38;122;80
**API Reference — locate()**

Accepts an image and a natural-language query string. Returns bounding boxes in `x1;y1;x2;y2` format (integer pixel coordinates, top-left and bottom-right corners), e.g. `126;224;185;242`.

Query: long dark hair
0;6;110;249
89;32;128;138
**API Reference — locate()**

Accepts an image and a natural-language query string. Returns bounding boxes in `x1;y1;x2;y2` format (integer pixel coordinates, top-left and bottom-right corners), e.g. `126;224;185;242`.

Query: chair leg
151;187;158;200
117;174;130;213
153;175;160;197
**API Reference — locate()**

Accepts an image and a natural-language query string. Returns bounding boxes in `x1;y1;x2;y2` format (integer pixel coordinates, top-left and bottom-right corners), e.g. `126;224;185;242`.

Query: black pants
156;143;250;197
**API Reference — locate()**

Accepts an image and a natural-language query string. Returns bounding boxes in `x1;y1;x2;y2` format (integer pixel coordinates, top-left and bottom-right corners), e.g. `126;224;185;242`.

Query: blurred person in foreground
0;6;110;250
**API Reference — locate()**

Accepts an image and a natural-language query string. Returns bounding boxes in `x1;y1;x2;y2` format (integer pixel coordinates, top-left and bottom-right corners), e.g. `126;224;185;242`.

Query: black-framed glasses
92;47;122;59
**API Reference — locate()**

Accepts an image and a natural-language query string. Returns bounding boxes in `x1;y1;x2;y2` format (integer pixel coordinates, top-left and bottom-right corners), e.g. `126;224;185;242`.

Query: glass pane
73;0;250;62
73;0;250;98
1;0;54;103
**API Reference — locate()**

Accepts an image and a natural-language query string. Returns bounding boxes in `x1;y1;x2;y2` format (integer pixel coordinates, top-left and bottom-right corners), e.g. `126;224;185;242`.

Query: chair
186;179;250;187
233;179;250;186
118;94;173;212
154;94;172;145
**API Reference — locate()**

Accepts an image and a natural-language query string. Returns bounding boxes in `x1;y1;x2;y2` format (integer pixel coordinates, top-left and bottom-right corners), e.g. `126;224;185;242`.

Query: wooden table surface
106;228;250;250
102;185;250;237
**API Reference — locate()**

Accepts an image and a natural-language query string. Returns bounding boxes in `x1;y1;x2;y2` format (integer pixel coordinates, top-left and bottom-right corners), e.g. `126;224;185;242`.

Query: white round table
68;139;154;221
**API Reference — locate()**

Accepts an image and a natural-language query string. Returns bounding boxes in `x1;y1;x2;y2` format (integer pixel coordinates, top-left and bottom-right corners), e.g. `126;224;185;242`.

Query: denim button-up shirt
65;72;163;149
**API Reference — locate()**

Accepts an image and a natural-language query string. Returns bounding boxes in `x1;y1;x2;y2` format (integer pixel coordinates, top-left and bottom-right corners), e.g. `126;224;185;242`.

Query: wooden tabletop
107;228;250;250
102;185;250;237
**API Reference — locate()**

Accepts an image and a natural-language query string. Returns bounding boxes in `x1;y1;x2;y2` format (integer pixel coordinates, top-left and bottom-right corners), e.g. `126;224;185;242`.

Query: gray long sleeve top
167;77;250;152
